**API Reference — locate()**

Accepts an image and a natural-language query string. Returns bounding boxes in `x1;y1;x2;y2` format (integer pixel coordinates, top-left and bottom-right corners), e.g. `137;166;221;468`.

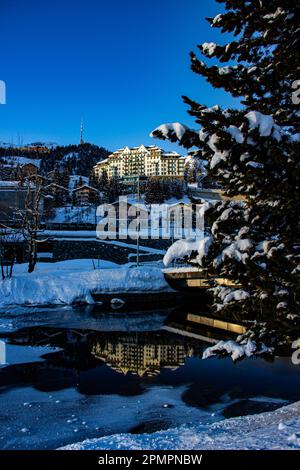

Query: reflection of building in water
92;334;193;377
7;327;198;377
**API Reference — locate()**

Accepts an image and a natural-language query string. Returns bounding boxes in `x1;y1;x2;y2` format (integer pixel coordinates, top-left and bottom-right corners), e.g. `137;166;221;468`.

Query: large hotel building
93;145;185;185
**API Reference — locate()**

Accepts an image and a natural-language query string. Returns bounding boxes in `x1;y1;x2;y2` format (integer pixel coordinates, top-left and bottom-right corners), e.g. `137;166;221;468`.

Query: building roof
95;158;108;166
110;199;150;212
163;152;181;157
73;184;99;193
44;183;70;192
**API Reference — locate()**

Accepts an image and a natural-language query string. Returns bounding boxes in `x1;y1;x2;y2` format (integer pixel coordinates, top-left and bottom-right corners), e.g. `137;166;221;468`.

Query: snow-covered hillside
68;175;89;191
1;155;41;168
47;205;96;224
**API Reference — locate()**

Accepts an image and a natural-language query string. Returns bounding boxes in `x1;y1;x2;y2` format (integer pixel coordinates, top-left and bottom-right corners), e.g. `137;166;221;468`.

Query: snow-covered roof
110;199;150;212
0;180;21;188
44;183;70;191
98;145;183;161
163;152;180;157
167;201;193;211
95;158;108;166
73;184;99;193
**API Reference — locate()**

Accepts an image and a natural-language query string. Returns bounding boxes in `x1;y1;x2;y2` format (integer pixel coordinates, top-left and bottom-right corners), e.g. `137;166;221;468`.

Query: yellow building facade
93;145;185;181
92;335;192;377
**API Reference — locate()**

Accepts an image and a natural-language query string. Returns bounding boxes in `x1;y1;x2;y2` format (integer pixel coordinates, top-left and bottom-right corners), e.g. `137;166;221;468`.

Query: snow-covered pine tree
151;0;300;318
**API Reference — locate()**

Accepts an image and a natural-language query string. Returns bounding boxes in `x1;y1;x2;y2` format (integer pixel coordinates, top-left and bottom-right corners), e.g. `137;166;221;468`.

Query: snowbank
0;260;171;307
163;236;211;267
60;400;300;450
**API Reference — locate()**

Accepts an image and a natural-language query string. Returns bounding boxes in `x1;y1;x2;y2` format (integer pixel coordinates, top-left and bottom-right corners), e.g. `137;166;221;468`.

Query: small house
73;185;99;205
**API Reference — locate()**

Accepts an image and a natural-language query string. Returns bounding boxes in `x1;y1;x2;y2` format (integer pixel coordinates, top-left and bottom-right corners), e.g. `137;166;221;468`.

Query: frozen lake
0;304;300;449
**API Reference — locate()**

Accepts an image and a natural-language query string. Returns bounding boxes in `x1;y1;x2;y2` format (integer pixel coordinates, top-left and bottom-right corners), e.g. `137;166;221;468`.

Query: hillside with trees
0;143;110;178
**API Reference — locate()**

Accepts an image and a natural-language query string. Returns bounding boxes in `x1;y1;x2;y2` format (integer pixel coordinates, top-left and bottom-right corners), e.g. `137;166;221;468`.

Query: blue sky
0;0;234;151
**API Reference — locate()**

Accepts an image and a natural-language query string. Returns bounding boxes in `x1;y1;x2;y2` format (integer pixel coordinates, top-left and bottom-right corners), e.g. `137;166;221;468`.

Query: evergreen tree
89;169;98;189
144;178;156;204
97;170;109;193
161;178;171;200
61;167;70;189
144;178;166;204
151;0;300;318
106;176;123;203
144;177;186;204
170;178;186;199
74;175;84;189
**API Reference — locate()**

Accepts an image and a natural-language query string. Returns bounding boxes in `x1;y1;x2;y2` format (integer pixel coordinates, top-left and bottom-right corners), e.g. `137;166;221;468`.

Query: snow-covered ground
46;195;193;226
1;155;41;168
61;400;300;450
0;259;171;307
43;230;98;238
68;175;89;191
47;205;96;224
0;343;61;367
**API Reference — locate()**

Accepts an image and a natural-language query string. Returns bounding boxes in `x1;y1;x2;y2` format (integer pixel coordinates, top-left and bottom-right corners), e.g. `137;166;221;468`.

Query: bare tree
0;227;20;280
17;175;48;273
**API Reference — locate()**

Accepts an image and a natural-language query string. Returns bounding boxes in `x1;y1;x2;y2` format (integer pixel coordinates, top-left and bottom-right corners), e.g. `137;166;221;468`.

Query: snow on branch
203;339;256;361
202;338;274;362
245;111;282;140
201;42;217;56
150;122;188;140
150;110;285;176
214;238;252;267
213;286;250;305
226;125;244;143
